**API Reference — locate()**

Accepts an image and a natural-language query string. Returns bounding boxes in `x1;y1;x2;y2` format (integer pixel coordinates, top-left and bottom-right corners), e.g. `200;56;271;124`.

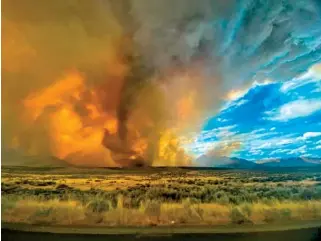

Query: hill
1;149;68;167
195;155;321;168
256;157;321;167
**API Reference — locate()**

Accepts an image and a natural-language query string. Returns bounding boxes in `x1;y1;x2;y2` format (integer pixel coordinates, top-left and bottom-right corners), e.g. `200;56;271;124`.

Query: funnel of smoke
3;1;231;167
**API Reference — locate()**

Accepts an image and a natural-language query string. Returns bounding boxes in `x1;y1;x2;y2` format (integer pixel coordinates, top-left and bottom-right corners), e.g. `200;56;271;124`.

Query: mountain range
2;148;321;168
195;155;321;168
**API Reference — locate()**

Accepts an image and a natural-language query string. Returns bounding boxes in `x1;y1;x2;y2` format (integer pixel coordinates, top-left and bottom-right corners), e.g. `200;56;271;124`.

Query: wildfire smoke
2;0;223;167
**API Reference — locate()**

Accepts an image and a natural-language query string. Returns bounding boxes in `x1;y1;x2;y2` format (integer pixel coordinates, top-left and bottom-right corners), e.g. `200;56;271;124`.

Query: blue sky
188;64;321;161
177;0;321;162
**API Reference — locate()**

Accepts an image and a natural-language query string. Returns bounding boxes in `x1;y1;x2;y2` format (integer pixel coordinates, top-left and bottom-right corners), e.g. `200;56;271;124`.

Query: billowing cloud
267;99;321;121
280;66;321;92
303;132;321;139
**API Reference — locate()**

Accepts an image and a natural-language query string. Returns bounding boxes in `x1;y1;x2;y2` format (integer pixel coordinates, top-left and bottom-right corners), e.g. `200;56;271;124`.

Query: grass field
2;166;321;227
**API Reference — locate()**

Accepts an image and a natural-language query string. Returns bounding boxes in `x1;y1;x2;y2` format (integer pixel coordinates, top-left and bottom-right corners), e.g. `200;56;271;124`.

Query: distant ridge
195;155;321;168
1;148;68;167
256;157;321;167
2;148;321;169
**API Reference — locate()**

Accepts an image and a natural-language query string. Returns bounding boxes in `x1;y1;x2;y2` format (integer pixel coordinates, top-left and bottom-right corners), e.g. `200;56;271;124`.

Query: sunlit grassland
2;196;321;226
2;166;321;227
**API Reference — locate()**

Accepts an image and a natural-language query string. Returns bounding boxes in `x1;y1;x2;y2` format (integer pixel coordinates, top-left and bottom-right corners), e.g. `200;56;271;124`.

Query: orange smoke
176;91;197;122
9;24;212;168
20;65;196;167
2;0;230;167
226;89;245;101
21;71;119;166
155;129;192;166
23;71;84;121
15;44;224;167
207;141;241;157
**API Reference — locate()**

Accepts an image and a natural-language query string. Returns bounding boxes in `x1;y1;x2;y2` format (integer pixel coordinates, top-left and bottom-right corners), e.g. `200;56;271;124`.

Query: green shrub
230;207;252;224
263;208;292;223
86;199;111;213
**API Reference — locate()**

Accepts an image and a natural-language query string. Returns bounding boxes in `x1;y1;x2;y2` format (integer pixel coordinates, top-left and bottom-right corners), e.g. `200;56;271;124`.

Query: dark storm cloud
214;0;321;84
128;0;321;89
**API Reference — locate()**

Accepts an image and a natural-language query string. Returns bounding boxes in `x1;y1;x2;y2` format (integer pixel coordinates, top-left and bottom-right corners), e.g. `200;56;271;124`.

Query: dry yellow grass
2;196;321;226
3;168;321;227
2;199;86;225
2;172;225;191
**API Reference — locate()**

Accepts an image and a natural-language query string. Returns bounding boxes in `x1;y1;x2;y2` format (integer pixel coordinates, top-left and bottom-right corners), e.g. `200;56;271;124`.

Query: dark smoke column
102;0;159;167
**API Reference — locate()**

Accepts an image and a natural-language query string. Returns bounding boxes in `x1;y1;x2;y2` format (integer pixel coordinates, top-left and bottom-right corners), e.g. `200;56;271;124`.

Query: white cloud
193;131;295;157
222;79;275;112
220;99;249;112
250;128;266;134
251;135;295;150
216;130;237;138
269;149;289;155
303;132;321;139
253;79;273;86
312;86;321;93
217;125;238;131
217;118;229;123
281;73;315;93
288;145;307;155
294;132;321;142
249;149;263;155
257;142;272;149
198;125;237;141
190;120;321;157
266;99;321;121
316;145;321;149
188;125;240;154
280;65;321;92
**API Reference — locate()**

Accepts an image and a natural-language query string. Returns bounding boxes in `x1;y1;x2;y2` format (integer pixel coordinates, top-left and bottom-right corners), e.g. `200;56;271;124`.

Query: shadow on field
2;227;321;241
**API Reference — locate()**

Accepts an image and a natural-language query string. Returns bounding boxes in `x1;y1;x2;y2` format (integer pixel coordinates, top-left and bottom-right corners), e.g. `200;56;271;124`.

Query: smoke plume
2;0;321;166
